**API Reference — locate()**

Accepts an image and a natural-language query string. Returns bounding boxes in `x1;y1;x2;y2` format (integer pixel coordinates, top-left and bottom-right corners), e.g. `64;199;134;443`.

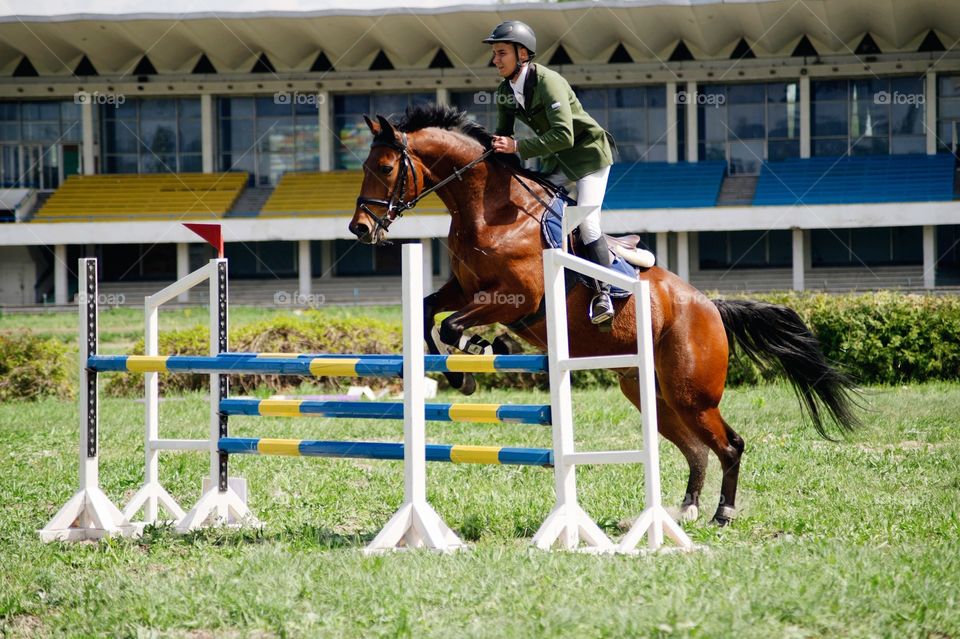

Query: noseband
355;132;420;237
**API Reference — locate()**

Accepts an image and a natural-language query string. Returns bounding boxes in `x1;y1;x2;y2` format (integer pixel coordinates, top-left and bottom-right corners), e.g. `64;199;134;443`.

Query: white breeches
553;165;610;244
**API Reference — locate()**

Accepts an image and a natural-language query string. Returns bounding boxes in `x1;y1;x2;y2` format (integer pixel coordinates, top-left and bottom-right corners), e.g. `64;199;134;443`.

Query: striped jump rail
218;437;554;467
87;353;548;376
220;398;552;425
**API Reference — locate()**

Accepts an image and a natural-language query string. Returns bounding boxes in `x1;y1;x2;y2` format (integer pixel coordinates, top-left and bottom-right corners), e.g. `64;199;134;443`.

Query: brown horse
349;105;859;525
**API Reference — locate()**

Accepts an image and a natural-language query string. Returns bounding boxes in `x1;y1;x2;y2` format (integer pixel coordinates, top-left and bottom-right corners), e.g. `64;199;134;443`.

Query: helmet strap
509;44;527;81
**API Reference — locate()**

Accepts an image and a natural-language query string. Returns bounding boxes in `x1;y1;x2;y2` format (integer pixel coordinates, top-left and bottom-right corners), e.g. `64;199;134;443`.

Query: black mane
388;103;493;149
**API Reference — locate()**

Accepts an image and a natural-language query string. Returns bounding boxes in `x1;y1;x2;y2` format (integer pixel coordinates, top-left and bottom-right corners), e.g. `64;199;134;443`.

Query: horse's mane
377;103;528;175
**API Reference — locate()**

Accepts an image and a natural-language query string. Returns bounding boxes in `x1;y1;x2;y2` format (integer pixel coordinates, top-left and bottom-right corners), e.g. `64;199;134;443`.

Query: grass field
1;381;959;637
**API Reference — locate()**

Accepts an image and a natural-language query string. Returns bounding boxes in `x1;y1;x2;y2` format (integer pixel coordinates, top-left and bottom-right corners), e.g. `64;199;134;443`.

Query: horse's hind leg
677;405;744;525
617;378;709;521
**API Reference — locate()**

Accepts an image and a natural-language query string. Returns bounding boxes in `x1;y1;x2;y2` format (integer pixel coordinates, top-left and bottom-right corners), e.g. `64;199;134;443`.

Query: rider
485;20;616;324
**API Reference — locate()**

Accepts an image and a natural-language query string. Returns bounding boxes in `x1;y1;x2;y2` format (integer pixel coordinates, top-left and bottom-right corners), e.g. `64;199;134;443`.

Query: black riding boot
581;237;615;324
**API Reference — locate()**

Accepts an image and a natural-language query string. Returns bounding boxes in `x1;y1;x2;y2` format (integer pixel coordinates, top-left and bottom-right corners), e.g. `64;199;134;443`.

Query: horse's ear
376;114;396;139
363;114;378;135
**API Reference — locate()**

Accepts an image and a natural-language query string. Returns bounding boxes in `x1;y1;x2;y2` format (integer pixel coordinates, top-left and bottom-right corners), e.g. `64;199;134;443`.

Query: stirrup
589;292;614;325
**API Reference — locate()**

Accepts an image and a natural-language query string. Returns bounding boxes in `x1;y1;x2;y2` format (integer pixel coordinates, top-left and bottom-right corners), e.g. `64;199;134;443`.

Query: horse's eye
380;164;393;175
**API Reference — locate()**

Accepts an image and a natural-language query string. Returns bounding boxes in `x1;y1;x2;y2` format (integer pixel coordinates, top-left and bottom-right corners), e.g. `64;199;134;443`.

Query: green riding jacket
494;63;613;182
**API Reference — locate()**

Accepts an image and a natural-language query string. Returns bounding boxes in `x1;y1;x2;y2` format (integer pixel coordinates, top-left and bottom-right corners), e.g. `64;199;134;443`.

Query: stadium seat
261;171;446;216
603;161;727;209
752;154;956;206
33;173;248;222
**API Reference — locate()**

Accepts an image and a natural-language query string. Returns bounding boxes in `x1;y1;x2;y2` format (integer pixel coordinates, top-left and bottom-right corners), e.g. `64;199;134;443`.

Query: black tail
713;299;861;439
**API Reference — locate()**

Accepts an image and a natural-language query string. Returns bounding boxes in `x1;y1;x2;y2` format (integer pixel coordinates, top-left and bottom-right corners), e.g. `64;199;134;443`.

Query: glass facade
937;74;960;153
0;100;82;189
812;77;926;157
699;230;792;268
698;82;800;174
102;98;201;174
810;227;922;266
575;86;667;162
334;93;433;170
218;96;320;185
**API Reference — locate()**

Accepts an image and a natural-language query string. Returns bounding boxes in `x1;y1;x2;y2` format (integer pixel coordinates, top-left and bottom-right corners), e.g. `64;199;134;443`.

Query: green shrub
0;333;73;401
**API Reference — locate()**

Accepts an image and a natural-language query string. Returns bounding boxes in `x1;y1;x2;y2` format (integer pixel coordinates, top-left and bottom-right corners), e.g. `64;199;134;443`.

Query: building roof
1;0;958;76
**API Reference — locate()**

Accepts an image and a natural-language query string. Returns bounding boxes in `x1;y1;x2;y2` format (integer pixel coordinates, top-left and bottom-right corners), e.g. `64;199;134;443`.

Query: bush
0;333;73;401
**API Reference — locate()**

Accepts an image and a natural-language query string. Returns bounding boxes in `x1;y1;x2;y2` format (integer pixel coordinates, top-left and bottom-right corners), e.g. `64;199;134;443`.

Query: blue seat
752;154;956;206
603;161;727;209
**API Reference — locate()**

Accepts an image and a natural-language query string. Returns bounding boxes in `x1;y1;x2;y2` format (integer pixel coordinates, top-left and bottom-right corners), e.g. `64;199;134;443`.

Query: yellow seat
33;173;249;222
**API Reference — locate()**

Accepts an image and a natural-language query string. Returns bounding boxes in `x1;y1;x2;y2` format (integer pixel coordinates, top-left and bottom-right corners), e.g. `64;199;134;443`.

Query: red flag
183;223;224;258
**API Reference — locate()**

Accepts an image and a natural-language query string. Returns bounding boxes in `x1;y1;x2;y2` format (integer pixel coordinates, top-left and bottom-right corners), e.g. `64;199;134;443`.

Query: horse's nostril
354;223;370;238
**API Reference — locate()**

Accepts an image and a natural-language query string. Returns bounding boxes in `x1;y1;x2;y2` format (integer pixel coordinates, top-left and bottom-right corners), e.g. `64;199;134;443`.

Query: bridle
355;130;492;241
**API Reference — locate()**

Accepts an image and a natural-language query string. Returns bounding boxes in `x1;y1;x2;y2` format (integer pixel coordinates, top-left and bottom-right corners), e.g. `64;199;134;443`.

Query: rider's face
491;43;528;78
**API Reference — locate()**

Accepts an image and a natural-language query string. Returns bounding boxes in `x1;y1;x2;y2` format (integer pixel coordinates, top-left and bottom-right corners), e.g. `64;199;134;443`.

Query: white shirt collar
509;63;530;107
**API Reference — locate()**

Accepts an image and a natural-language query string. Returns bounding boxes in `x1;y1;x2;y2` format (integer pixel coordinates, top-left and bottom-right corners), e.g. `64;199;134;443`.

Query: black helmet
482;20;536;56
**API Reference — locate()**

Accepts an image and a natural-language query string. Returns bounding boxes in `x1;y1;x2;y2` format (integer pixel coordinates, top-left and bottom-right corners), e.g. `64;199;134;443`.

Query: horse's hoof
459;373;477;396
678;504;700;522
492;333;521;355
710;505;736;526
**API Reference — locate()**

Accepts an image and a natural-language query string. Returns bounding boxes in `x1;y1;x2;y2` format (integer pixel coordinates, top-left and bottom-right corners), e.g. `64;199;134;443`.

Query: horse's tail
712;299;861;439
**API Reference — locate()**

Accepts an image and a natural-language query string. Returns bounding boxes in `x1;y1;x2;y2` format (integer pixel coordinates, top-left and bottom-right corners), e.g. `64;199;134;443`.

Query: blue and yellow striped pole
218;437;553;467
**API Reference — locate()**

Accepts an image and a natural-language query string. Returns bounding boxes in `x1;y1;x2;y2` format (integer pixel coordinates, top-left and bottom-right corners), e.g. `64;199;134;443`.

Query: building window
937;75;960;153
102;98;201;174
574;86;667;162
218;96;320;186
810;227;922;266
0;100;83;189
812;77;926;157
334;93;433;170
698;82;800;174
699;230;792;269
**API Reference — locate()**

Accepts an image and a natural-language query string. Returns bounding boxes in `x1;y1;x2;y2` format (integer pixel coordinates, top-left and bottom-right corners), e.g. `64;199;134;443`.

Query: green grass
2;382;959;637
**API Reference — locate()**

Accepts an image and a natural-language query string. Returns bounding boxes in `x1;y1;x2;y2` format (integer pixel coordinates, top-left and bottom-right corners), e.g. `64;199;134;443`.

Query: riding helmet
482;20;537;56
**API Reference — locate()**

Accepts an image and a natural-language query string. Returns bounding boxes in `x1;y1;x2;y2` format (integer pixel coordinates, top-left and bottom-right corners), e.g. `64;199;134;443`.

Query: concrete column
421;239;434;293
438;241;451;279
666;82;678;163
318;90;333;171
298;240;312;296
926;70;937;155
792;228;805;291
201;94;215;173
435;88;449;106
176;243;190;302
54;244;68;305
676;231;690;281
799;75;811;159
320;239;334;279
685;81;698;162
655;232;670;271
81;101;95;175
923;225;936;288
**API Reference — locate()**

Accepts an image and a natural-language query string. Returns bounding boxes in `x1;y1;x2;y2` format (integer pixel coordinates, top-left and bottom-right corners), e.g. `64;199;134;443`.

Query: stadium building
1;0;959;307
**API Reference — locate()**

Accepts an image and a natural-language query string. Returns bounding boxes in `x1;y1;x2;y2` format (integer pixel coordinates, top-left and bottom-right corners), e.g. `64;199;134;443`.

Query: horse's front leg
423;278;476;393
435;290;537;394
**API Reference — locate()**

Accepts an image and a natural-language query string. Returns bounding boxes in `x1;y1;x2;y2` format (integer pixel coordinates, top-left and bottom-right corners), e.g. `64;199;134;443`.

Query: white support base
364;501;466;554
122;482;187;529
532;502;615;553
39;487;137;542
175;477;257;534
617;505;694;554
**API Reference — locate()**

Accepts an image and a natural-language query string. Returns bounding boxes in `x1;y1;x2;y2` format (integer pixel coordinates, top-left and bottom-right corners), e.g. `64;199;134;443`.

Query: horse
348;105;860;526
